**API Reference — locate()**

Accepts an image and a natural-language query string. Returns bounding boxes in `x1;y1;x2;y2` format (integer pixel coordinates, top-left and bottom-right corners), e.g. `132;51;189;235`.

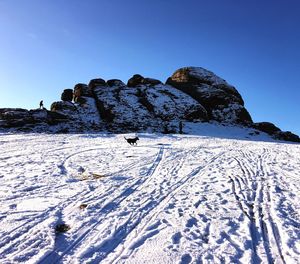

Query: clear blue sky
0;0;299;135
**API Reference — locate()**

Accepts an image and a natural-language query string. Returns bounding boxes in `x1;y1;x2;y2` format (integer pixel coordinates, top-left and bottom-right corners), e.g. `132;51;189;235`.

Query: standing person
179;121;183;134
39;100;44;109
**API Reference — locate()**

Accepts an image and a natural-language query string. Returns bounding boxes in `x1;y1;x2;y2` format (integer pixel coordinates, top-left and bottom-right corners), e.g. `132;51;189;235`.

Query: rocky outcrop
92;79;207;132
0;66;298;142
127;74;162;87
127;74;144;87
107;79;125;87
88;78;106;89
166;67;252;124
274;131;300;142
61;89;73;102
74;83;93;97
0;108;68;131
253;122;300;142
252;122;281;135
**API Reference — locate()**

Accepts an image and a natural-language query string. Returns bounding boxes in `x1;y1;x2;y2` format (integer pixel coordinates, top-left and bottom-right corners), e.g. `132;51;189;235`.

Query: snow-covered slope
0;124;299;263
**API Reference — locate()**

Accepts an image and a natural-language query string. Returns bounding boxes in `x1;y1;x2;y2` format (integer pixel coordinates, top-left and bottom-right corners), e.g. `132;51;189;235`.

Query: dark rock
61;89;73;102
88;78;106;89
142;78;162;86
0;108;30;120
50;101;76;112
0;108;70;129
79;204;88;209
136;88;155;113
74;83;92;97
0;108;32;127
252;122;281;135
47;111;69;124
74;96;87;105
55;223;71;233
127;74;144;87
166;67;252;124
274;131;300;143
235;108;252;124
107;79;125;87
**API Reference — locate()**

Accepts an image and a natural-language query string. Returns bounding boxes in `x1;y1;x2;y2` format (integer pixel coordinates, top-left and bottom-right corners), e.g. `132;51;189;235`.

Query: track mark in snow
172;232;182;244
232;149;286;264
108;151;225;263
40;146;165;263
180;253;192;264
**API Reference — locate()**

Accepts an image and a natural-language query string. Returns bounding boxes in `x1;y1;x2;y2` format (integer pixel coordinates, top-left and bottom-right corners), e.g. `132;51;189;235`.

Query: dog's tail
124;136;127;140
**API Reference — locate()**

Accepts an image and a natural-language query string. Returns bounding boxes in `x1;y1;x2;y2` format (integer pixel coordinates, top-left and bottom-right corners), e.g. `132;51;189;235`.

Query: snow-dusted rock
91;80;207;132
0;108;69;131
166;67;252;124
1;66;299;142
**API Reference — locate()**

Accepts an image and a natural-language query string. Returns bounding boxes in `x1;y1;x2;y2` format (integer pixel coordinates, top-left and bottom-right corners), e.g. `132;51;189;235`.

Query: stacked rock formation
0;66;299;142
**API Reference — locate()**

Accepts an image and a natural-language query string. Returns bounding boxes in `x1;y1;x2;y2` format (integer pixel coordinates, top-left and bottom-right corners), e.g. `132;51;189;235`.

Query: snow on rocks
166;67;252;124
0;123;299;263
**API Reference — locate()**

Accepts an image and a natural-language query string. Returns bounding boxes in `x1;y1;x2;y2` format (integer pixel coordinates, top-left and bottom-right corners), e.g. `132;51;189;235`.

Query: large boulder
0;108;32;127
274;131;300;143
51;101;77;112
74;83;93;97
0;108;69;130
127;75;162;87
61;89;73;102
0;108;30;120
127;74;144;87
88;78;106;89
107;79;125;87
166;67;252;124
252;122;281;135
142;78;162;86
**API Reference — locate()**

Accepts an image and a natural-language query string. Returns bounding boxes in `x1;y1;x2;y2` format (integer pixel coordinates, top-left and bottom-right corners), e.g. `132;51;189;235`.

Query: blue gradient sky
0;0;299;135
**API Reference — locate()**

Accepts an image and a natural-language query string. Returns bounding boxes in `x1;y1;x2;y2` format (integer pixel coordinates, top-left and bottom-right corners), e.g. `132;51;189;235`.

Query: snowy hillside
0;123;300;263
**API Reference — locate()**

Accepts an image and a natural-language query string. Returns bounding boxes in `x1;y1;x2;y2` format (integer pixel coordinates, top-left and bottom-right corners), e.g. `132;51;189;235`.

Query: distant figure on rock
179;121;183;134
39;100;44;109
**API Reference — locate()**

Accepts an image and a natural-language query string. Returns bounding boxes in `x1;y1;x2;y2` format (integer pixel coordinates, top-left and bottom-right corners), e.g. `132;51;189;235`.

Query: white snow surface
0;123;300;264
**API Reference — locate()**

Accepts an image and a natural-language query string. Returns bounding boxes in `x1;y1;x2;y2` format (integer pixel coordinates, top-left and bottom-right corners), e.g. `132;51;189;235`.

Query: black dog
124;136;139;145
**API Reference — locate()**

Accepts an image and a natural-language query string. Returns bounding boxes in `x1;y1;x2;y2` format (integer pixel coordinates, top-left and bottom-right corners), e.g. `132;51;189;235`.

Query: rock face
166;67;252;124
61;89;73;102
0;108;68;131
252;122;281;135
92;78;207;132
0;66;299;142
253;122;300;142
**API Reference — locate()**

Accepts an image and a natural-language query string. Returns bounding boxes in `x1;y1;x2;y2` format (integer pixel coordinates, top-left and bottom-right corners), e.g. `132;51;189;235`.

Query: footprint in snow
172;232;182;244
186;217;197;228
180;253;192;264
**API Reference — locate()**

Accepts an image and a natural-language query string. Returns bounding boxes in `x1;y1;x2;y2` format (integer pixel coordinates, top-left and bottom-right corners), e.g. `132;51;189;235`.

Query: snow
188;67;229;85
0;123;300;263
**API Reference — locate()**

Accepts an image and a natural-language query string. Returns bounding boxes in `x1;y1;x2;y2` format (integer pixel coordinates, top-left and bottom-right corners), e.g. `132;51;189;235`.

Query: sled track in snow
231;148;286;264
108;149;226;263
0;145;160;261
42;145;208;263
40;146;165;263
